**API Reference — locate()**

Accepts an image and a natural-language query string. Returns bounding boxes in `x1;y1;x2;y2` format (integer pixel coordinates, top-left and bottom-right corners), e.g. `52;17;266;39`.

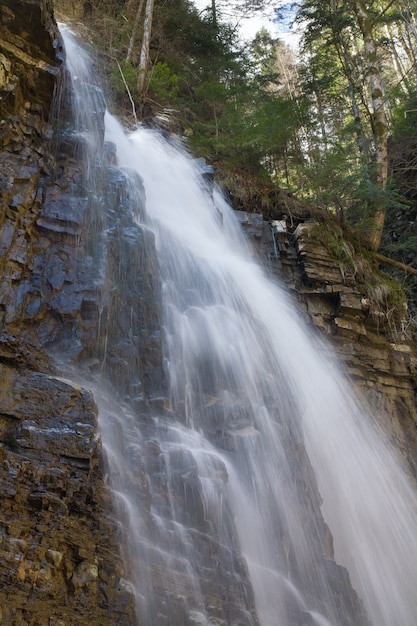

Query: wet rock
0;0;61;120
0;2;137;625
235;210;264;242
246;213;417;478
37;192;88;236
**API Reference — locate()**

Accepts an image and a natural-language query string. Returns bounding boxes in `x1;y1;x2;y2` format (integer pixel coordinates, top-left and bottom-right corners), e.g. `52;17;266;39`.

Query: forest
55;0;417;310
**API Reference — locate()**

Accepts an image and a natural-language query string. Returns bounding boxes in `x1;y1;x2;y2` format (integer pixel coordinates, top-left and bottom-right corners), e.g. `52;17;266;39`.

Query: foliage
55;0;417;260
148;62;179;102
108;59;138;101
391;92;417;141
348;169;407;220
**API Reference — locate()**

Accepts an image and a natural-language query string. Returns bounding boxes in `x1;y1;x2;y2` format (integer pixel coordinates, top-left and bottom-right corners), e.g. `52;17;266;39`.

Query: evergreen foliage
54;0;417;261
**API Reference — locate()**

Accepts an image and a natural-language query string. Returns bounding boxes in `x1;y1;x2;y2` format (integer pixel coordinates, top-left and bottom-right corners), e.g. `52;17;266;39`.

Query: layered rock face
290;223;417;477
0;0;59;121
0;2;138;623
237;211;417;478
0;4;257;624
0;366;137;625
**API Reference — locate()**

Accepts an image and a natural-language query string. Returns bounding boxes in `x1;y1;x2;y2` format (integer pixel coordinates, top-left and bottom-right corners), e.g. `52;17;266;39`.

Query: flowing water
61;28;417;626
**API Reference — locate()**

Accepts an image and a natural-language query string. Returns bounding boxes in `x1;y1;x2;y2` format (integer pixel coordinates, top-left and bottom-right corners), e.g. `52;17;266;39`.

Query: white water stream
105;118;417;626
62;27;417;626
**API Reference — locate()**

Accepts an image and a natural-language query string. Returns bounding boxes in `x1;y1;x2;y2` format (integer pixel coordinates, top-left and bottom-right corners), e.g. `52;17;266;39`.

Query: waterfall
60;28;417;626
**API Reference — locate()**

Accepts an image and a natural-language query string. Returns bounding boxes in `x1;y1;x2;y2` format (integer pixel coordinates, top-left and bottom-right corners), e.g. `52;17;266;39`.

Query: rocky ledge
0;2;138;624
237;210;417;478
0;365;135;625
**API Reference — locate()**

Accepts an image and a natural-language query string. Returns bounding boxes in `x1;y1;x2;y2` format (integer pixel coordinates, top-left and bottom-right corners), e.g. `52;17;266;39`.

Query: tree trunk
398;19;417;74
138;0;155;96
351;0;388;251
126;0;146;62
375;252;417;278
212;0;217;29
386;23;410;96
337;40;370;165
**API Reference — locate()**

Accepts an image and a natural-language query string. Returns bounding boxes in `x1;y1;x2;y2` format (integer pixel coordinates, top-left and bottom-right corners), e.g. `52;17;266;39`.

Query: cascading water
61;28;417;626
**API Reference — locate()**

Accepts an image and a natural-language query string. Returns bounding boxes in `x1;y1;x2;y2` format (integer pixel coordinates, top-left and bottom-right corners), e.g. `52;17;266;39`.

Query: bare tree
351;0;388;250
138;0;155;95
126;0;146;62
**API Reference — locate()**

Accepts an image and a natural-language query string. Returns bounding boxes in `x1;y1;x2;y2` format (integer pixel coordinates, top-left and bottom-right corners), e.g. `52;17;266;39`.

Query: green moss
311;221;357;268
365;274;409;339
368;273;407;311
309;218;409;336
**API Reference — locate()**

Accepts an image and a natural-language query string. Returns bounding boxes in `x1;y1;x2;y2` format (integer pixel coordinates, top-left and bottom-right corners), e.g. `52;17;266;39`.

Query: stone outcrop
237;211;417;478
0;2;138;623
0;0;59;121
0;4;258;624
0;364;135;625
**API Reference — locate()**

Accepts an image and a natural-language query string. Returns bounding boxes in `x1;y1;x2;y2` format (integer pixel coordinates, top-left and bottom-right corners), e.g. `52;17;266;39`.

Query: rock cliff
0;2;138;623
237;210;417;478
0;2;416;625
0;4;258;624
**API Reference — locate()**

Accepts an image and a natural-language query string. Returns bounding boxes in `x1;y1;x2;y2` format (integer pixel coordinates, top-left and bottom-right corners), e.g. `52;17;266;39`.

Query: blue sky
192;1;299;45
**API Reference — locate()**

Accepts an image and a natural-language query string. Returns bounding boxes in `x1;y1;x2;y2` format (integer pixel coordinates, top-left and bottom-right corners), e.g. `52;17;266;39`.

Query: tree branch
375;252;417;277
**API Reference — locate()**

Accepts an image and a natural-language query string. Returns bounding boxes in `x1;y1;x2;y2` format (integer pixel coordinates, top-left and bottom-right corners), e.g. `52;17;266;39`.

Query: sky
192;1;298;46
230;6;278;41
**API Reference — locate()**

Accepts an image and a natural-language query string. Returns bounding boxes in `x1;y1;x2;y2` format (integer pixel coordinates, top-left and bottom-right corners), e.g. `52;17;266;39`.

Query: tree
126;0;145;62
294;0;417;249
138;0;155;95
350;0;388;250
246;31;309;187
57;0;417;235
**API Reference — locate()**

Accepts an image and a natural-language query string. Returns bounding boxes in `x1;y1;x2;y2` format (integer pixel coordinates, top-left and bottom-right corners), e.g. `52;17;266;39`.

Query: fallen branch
114;58;138;125
375;252;417;277
103;52;138;125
